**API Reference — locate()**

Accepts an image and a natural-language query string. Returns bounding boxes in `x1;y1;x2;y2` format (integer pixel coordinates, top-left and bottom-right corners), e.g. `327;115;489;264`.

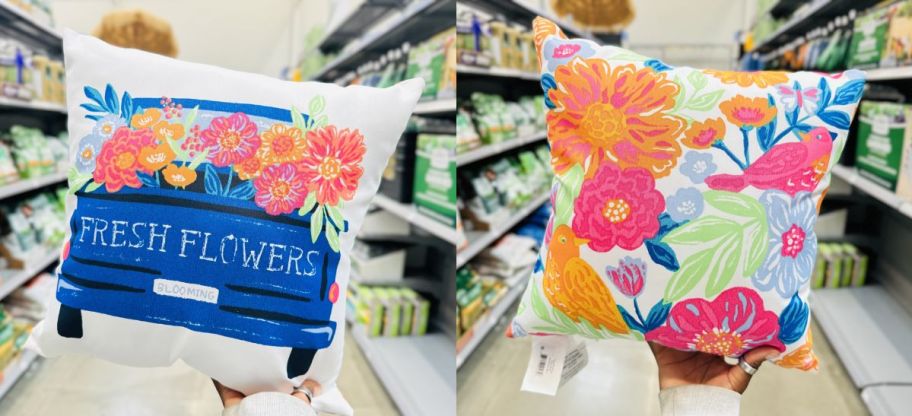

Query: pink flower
253;163;307;216
646;287;785;357
93;127;156;192
296;126;366;206
606;256;646;298
200;112;261;167
571;163;664;252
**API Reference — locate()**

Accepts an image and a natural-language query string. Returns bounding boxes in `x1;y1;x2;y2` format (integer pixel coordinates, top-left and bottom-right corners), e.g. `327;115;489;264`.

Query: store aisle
458;303;868;416
0;330;396;415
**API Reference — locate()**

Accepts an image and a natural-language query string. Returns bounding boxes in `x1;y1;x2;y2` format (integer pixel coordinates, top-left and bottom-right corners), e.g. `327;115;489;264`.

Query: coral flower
704;69;789;88
162;164;197;189
259;123;306;164
682;118;726;149
720;95;777;128
138;142;176;171
234;155;263;180
94;127;156;192
547;57;685;178
131;108;162;129
297;126;366;206
254;163;308;215
606;256;646;298
646;287;786;357
571;162;664;252
200;112;261;167
152;120;185;141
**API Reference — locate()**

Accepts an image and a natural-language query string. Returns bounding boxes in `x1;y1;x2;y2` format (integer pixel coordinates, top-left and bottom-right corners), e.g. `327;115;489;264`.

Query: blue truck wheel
57;304;84;338
286;348;318;379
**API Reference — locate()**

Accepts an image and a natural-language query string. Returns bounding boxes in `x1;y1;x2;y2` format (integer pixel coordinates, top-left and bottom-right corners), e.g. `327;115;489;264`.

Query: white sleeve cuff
659;385;742;416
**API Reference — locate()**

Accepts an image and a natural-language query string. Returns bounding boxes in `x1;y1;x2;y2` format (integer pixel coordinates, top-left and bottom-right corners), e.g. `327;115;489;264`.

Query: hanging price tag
520;336;588;395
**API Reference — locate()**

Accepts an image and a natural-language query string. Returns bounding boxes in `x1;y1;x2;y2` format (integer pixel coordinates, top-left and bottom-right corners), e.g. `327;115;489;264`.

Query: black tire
57;304;84;338
286;348;317;379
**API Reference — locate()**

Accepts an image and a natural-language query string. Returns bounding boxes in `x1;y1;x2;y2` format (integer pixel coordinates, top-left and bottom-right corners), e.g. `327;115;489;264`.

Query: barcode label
537;349;548;375
521;336;572;395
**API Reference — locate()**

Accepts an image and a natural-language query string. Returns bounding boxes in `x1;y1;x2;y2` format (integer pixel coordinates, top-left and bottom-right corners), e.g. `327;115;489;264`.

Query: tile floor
457;303;869;416
0;330;397;415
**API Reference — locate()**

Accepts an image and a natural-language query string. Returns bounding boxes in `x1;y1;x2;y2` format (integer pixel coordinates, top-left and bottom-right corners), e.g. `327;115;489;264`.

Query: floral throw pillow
28;30;423;415
510;18;865;371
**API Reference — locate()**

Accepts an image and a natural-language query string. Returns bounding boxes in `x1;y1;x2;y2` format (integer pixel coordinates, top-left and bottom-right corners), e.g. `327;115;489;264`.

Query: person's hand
648;342;780;394
212;379;322;407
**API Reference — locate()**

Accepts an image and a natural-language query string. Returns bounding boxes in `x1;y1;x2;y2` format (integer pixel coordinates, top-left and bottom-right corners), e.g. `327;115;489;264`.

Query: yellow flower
162;164;197;188
258;123;306;164
704;69;789;88
131;108;162;129
683;118;726;149
152;120;185;141
720;95;777;128
138;142;176;172
234;155;263;180
775;329;818;371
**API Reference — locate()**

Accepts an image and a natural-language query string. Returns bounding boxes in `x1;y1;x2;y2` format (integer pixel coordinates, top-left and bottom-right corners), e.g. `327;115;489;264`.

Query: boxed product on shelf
841;243;870;287
456;11;492;67
3;272;56;323
470;93;516;144
456;109;482;153
471;234;537;280
854;101;912;190
0;37;34;101
883;1;912;67
812;242;871;288
455;266;509;337
0;142;20;185
347;283;429;337
846;3;894;69
379;130;418;203
351;240;407;283
414;133;457;226
0;186;68;261
406;28;457;100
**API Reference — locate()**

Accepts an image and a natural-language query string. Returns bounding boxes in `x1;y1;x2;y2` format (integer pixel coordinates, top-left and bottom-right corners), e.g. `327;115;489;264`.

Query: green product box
398;288;414;336
819;244;842;288
379;288;401;337
812;243;827;289
841;243;870;287
855;101;912;190
847;4;893;69
414;134;457;226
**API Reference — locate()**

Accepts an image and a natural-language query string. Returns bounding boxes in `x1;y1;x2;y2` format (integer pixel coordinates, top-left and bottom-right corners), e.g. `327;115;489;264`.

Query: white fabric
659;385;741;416
222;392;316;416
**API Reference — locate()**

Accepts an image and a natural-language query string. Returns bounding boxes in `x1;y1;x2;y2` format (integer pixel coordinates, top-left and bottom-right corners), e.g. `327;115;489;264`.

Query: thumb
729;347;780;393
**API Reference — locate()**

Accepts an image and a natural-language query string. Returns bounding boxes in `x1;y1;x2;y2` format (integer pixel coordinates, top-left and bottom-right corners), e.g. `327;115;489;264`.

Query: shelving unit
0;350;37;401
457;192;549;268
372;194;459;244
0;247;58;299
458;0;618;44
751;0;880;53
0;1;61;54
316;0;407;53
456;64;539;81
864;66;912;82
0;172;66;201
831;165;912;220
414;98;457;115
456;268;529;369
0;97;66;114
456;131;546;166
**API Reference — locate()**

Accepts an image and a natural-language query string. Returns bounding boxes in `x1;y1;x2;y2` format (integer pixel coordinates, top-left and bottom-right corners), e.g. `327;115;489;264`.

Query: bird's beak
574;237;590;245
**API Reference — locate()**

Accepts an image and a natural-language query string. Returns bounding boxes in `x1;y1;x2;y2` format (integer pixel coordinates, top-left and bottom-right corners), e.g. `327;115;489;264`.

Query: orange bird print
543;225;629;335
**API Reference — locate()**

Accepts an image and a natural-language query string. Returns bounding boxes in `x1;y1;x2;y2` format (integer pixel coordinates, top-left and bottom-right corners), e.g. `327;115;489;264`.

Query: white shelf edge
0;0;61;41
864;67;912;81
0;96;66;114
456;64;539;81
413;98;456;114
0;172;67;201
0;247;60;299
456;131;547;166
831;164;912;220
456;192;549;268
372;194;458;244
456;270;529;369
0;349;38;400
751;0;831;52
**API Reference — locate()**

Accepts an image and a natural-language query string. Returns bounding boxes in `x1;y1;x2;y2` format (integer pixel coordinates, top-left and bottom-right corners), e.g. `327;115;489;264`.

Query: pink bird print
705;127;833;196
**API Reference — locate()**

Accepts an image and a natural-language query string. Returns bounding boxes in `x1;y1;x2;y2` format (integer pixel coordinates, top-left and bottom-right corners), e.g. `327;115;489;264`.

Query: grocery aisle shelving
414;98;457;115
0;172;66;201
831;164;912;220
0;247;58;299
751;0;880;53
0;97;66;114
0;1;61;51
458;0;616;43
457;193;549;268
456;269;529;369
372;194;459;244
456;64;538;81
456;131;546;166
864;66;912;81
0;350;37;401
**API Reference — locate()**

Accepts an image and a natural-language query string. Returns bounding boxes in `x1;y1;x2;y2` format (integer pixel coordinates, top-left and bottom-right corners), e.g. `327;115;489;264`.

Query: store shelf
350;325;456;416
0;1;61;54
864;66;912;82
831;164;912;220
350;270;442;297
862;386;912;416
0;247;59;299
812;286;912;388
318;0;407;53
456;131;546;166
309;0;455;81
0;172;67;200
751;0;879;53
459;0;618;44
0;349;38;401
414;98;457;114
0;96;67;114
457;192;549;268
372;194;459;244
457;64;539;81
456;269;529;369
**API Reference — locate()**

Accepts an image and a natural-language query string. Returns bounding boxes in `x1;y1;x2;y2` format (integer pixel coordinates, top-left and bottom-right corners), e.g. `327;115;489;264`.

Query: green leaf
188;149;210;170
298;192;317;216
85;181;104;193
687;89;725;111
687;70;708;91
554;307;579;331
314;115;329;128
704;234;742;298
554;164;584;226
325;225;340;252
663;216;739;245
530;280;552;321
671;75;686;112
327;205;344;229
664;248;714;301
704;191;764;219
742;219;769;277
182;105;199;131
290;106;307;132
308;95;325;115
311;205;324;243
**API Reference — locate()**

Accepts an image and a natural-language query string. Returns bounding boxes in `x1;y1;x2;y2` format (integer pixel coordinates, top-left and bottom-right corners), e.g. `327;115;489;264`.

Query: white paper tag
521;336;588;395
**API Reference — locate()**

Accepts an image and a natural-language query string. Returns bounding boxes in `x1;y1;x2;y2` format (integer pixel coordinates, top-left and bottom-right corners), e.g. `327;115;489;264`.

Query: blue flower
75;134;106;174
679;151;717;184
645;59;673;72
542;38;596;72
541;73;557;109
511;321;527;337
665;187;704;223
753;191;817;298
92;114;125;139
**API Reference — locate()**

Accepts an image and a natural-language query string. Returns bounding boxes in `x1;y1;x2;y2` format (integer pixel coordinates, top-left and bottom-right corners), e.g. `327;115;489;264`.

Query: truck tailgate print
60;84;362;373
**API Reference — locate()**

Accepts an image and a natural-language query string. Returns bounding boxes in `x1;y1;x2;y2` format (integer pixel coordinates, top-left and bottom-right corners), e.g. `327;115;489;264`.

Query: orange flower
775;329;819;371
131;108;162;129
162;164;197;188
259;123;306;164
138;142;176;171
720;96;777;128
682;118;726;149
234;155;263;180
152;120;185;141
547;57;685;178
704;69;789;88
533;17;567;69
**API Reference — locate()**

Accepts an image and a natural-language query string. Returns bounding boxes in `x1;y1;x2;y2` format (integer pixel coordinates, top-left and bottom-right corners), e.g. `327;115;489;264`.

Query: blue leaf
617;305;646;333
795;123;813;133
786;103;800;125
534;255;544;273
121;91;134;120
767;93;775;107
644;59;672;72
644;300;672;332
818;77;831;111
80;103;106;113
646;240;680;272
204;164;223;195
819;110;852;130
85;114;102;121
778;293;809;344
757;117;777;151
655;212;685;238
541;74;557;109
228;180;256;199
834;79;865;105
104;84;119;113
84;86;106;108
136;171;160;188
